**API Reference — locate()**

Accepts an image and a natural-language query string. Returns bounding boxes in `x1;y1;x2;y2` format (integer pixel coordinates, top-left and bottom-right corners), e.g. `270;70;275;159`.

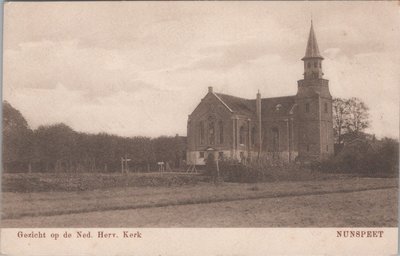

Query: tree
332;98;349;145
345;97;370;134
2;101;33;172
2;102;189;173
34;123;77;172
152;136;179;163
332;97;370;146
320;136;399;177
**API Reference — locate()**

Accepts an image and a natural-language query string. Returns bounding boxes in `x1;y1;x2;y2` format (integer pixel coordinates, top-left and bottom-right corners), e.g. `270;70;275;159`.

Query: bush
320;137;399;177
215;158;258;183
216;158;323;183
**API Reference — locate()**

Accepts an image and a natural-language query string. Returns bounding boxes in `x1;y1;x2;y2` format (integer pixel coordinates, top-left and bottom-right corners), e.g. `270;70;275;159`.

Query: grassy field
1;168;351;193
3;188;396;227
1;172;397;227
2;172;205;193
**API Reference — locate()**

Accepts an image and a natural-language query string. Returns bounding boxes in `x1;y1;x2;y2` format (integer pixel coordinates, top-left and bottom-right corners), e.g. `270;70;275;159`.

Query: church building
186;22;334;165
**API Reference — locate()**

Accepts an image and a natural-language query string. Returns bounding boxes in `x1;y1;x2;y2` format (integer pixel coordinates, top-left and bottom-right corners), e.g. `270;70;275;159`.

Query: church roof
261;95;295;104
214;92;297;117
214;93;256;116
261;96;296;115
302;21;324;60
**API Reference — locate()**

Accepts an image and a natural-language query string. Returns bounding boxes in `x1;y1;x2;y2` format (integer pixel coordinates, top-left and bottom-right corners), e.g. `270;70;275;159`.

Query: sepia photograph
0;1;398;255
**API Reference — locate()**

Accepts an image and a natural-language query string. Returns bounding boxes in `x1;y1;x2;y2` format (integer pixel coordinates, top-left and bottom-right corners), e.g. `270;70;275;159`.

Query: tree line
3;97;398;174
3;101;186;173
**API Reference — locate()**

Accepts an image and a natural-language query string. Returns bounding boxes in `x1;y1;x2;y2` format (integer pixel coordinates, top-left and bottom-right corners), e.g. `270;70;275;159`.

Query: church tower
296;21;334;161
302;20;324;80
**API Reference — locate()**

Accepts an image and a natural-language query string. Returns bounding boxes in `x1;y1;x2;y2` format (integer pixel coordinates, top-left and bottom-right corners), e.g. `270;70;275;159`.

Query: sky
3;2;399;138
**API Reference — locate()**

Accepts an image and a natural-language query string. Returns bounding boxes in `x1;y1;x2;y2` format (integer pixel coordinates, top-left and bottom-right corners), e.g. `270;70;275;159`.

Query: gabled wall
259;96;299;163
187;92;235;165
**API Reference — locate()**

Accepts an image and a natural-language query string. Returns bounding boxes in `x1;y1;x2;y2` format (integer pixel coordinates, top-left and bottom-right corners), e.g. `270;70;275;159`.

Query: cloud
186;42;269;71
4;39;162;98
324;49;399;138
3;1;399;138
177;39;293;72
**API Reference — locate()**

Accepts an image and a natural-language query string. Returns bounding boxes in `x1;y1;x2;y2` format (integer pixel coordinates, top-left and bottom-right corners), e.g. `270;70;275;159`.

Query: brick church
186;22;334;165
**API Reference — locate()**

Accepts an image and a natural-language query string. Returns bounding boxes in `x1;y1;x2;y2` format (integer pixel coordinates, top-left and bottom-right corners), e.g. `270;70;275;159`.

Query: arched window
199;121;204;144
239;126;245;145
307;62;311;68
314;62;317;68
272;127;279;152
218;120;224;144
251;127;256;146
305;103;310;113
324;102;328;113
208;120;215;145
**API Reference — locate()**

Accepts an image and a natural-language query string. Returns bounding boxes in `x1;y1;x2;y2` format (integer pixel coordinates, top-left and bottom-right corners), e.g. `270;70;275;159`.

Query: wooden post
125;154;128;173
121;155;131;174
286;118;290;163
216;157;220;179
247;119;251;161
256;90;262;160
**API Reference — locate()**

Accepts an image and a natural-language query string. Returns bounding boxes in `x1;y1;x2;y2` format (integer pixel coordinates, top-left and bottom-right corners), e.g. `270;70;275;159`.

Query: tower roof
302;21;324;60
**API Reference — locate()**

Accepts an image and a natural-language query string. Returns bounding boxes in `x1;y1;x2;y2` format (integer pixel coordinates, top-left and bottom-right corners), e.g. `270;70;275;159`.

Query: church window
218;120;224;144
305;103;310;113
324;102;328;113
199;152;204;158
199;121;204;144
314;62;317;68
251;127;256;146
262;129;268;151
272;127;279;151
319;62;322;68
239;126;245;145
307;62;311;68
208;120;215;145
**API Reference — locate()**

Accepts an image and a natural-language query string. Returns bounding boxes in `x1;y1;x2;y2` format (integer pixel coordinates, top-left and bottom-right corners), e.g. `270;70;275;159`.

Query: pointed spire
302;20;323;60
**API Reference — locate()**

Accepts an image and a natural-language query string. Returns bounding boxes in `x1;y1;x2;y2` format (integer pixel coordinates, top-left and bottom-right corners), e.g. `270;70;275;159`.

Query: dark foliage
2;101;33;170
2;102;186;173
204;153;217;176
217;159;265;183
320;137;399;177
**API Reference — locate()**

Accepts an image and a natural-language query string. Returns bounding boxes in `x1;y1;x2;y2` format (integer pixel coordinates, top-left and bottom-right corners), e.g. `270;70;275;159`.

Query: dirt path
2;188;397;227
